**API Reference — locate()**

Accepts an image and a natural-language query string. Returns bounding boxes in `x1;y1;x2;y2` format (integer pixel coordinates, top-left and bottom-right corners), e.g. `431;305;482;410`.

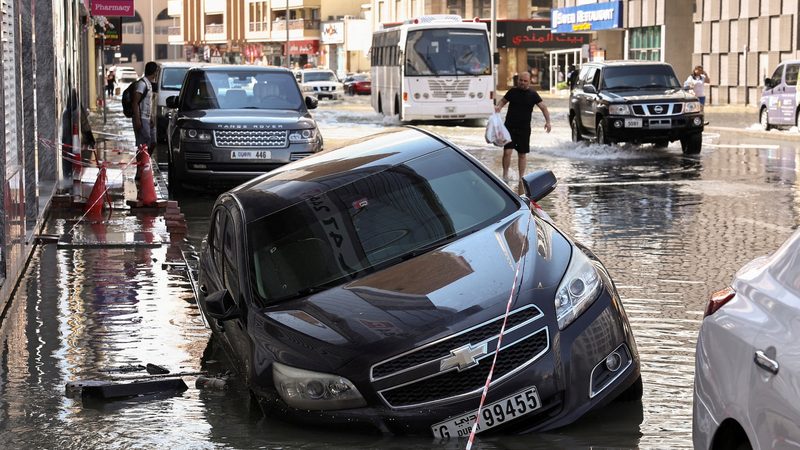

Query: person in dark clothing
106;70;115;97
567;64;579;91
494;71;551;183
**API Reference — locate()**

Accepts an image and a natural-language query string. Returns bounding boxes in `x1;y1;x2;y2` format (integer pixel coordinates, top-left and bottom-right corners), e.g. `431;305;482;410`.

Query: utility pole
491;0;497;102
286;0;290;68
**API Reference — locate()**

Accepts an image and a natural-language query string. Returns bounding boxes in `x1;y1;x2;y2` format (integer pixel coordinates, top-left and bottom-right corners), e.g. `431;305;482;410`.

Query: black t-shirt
503;87;543;129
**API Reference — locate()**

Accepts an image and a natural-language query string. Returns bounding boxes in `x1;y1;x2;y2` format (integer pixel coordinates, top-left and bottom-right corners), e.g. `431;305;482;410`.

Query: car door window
769;65;784;87
785;64;800;86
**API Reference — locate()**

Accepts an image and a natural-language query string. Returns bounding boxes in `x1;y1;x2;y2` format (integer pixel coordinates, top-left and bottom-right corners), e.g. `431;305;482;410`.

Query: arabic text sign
92;0;135;17
498;22;589;49
551;1;623;33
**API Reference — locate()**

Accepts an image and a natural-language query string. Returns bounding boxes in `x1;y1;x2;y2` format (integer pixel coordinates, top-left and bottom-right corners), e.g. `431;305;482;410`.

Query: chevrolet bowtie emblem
440;343;488;372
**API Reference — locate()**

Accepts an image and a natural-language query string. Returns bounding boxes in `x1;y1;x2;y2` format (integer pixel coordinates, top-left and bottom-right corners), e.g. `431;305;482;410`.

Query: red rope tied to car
465;212;533;450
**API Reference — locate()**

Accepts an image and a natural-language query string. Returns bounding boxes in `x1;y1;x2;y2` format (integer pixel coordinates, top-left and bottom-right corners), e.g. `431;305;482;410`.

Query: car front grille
631;103;684;116
372;305;550;409
428;79;471;98
213;129;287;148
289;152;314;161
313;86;335;92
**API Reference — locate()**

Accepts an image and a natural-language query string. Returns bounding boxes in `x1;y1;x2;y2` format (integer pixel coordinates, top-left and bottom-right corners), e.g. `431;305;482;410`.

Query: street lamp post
491;0;497;102
286;0;290;68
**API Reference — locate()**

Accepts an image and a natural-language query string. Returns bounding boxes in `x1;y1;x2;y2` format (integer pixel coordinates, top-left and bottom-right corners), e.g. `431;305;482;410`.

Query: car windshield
247;149;518;303
119;74;138;83
161;67;189;90
181;70;303;110
602;65;682;90
405;29;491;76
304;71;337;82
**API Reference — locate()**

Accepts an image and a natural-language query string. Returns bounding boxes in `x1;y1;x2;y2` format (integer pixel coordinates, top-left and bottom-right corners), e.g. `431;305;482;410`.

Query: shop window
446;0;464;16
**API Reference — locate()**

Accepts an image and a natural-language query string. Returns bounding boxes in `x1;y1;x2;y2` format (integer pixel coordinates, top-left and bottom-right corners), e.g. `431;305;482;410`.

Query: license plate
624;118;642;128
230;150;271;160
431;386;541;438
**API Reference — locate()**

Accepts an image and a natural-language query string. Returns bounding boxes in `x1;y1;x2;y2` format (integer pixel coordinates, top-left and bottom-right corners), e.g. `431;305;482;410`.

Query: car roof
188;65;294;74
587;60;673;67
228;128;452;221
158;61;212;68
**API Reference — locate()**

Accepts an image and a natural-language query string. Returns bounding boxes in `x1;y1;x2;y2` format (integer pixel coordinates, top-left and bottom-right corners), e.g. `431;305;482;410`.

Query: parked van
760;60;800;130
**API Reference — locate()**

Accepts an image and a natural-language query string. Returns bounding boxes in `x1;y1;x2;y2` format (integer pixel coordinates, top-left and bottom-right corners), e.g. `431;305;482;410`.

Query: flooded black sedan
196;127;641;437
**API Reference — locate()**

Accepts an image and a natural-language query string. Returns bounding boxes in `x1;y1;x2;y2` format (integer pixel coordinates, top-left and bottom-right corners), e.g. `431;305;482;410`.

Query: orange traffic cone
137;148;158;207
85;163;109;216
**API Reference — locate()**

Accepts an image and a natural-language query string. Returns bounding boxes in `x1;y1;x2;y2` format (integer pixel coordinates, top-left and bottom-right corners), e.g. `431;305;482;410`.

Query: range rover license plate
230;150;271;160
431;386;541;438
624;118;642;128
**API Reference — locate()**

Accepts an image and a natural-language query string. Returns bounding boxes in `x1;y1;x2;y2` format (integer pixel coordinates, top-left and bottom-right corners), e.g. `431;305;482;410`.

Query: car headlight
608;104;631;115
180;128;212;142
302;85;313;92
158;105;167;117
555;247;603;330
684;101;702;113
273;362;366;410
288;128;317;143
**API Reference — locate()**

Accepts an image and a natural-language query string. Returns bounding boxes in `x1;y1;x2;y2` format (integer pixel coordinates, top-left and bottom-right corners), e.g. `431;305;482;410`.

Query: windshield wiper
400;234;458;261
606;85;638;91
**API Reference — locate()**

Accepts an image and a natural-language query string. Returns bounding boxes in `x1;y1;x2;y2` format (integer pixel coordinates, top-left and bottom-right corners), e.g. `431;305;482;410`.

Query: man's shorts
503;127;531;154
134;120;156;148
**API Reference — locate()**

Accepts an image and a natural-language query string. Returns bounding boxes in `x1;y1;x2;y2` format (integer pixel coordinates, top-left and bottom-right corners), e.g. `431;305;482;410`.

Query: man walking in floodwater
494;71;551;184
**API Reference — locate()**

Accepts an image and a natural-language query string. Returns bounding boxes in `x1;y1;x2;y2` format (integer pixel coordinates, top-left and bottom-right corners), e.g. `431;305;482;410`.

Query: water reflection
0;126;798;448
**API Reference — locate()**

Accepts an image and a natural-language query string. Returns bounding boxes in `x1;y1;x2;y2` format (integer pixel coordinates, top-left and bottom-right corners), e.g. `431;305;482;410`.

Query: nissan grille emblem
653;105;664;113
440;343;488;372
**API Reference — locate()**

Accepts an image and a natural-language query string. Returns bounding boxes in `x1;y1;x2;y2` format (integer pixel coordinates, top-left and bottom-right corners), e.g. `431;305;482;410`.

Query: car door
578;67;600;132
766;64;784;124
780;63;799;125
206;204;254;378
748;288;800;447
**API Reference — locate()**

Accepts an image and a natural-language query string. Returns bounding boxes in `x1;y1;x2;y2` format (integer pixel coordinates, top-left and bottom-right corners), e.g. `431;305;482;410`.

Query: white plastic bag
485;113;512;147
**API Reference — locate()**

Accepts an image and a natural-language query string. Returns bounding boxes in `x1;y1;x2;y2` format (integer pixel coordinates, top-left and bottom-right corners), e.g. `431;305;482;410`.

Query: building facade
553;1;695;92
692;0;800;105
0;0;90;311
165;0;368;74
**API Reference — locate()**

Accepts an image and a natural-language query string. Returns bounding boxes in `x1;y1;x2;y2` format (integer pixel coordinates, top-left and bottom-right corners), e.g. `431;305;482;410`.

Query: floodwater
0;96;798;449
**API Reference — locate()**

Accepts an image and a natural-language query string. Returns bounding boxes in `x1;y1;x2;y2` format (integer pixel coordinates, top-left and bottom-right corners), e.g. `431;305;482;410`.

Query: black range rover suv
166;66;323;192
569;61;704;154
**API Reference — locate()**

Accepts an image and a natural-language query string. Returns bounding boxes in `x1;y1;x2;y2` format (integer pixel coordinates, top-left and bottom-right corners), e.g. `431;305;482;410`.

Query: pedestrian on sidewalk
494;71;551;183
684;65;710;106
106;70;115;98
132;62;159;157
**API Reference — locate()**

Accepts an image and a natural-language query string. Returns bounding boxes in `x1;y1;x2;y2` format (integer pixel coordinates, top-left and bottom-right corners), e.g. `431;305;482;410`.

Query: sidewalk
43;99;194;299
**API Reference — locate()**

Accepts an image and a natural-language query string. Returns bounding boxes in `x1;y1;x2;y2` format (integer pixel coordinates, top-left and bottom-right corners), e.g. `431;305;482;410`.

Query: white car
296;69;343;100
154;62;209;142
115;67;139;96
693;228;800;449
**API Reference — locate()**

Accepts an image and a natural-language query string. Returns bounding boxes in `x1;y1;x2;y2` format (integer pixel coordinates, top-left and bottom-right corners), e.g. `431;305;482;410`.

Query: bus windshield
405;29;491;76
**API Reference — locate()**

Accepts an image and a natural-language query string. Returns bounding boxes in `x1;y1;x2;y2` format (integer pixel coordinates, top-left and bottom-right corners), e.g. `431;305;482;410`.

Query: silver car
693;228;800;449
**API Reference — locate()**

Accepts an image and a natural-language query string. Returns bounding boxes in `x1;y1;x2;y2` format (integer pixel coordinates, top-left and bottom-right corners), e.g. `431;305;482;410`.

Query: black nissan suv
166;65;323;192
568;61;704;154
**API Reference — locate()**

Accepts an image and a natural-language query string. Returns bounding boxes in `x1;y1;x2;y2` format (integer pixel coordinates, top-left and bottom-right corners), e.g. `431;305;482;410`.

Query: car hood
304;81;342;87
177;109;315;127
600;88;695;102
259;212;573;372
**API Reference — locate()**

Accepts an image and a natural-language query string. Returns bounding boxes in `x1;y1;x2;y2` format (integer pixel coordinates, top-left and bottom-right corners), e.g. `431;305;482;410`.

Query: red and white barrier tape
465;213;532;450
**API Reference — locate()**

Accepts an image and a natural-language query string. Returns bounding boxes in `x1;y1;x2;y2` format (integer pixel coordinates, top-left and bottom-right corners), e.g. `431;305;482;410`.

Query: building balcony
270;18;320;40
269;0;321;10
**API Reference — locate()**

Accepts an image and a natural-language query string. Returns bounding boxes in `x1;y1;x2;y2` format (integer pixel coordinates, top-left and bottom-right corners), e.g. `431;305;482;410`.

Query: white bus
370;15;494;123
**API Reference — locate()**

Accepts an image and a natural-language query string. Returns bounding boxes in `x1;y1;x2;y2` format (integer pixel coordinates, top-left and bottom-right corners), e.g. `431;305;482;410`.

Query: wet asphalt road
0;96;797;449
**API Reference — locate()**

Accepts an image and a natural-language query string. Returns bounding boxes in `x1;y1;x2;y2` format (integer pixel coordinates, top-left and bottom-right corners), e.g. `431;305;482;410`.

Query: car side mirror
204;289;241;321
582;84;597;94
764;78;773;89
166;96;178;108
305;96;318;110
521;170;557;202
